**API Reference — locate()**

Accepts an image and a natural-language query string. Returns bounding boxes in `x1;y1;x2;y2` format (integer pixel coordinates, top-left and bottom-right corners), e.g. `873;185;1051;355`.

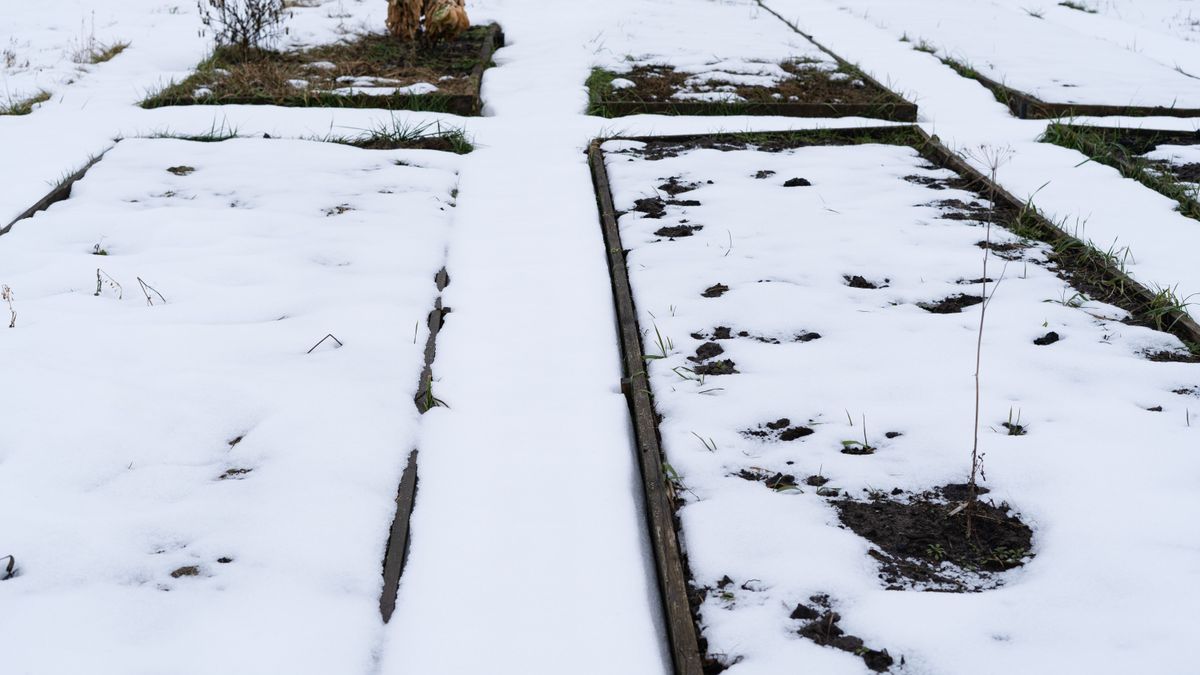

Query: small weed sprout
197;0;291;55
646;323;674;360
961;144;1015;533
2;285;14;328
840;414;876;454
691;431;717;453
1146;284;1196;331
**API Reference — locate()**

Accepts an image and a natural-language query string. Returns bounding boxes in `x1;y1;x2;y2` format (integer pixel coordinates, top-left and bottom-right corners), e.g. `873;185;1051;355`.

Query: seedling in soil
2;285;14;328
1000;408;1027;436
841;414;876;455
417;374;449;412
646;322;674;360
92;241;109;255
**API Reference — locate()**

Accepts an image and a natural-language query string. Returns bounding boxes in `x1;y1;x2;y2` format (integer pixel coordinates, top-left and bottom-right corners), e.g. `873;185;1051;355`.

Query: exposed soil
743;418;815;442
657;176;702;195
702;283;729;298
845;274;888;289
736;468;800;491
919;294;984;314
655;224;702;238
753;169;776;179
143;26;495;110
932;198;993;221
792;594;896;672
218;468;252;480
689;342;725;363
1145;349;1200;363
783;177;812;187
693;359;738;376
170;566;201;578
690;326;820;344
596;60;885;108
835;484;1033;592
166;165;195;176
1034;331;1060;346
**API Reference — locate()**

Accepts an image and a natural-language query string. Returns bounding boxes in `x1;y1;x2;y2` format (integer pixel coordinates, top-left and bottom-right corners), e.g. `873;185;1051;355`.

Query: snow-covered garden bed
0;136;460;674
597;130;1200;674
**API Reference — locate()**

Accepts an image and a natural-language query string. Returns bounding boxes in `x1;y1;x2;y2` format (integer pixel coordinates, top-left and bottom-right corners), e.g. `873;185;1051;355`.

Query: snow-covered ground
1;0;1199;673
603;137;1200;674
0;137;458;674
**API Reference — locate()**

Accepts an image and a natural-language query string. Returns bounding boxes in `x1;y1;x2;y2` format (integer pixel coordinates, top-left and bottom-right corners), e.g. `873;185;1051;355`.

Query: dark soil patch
702;283;729;298
836;484;1033;592
691;326;820;344
743;418;816;442
932;198;993;221
957;277;994;285
1174;387;1199;396
693;359;738;376
806;474;830;487
655;224;703;238
142;26;497;114
1145;349;1200;363
918;294;983;314
977;239;1029;259
844;274;887;289
689;342;725;363
903;174;947;189
783;177;812;187
754;169;776;179
1170;162;1200;183
167;165;195;176
218;468;252;480
736;467;800;491
792;594;895;672
170;566;201;578
1034;331;1060;346
658;176;701;195
884;431;902;439
217;557;234;564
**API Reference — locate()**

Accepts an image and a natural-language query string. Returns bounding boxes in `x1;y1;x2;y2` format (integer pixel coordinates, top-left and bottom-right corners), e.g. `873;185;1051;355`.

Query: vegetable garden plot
1043;124;1200;221
805;0;1200;118
586;0;913;120
0;137;460;675
142;24;503;116
593;129;1200;674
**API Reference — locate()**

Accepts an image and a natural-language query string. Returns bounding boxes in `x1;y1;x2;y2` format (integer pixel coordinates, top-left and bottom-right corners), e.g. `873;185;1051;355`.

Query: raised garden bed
0;135;464;670
142;24;503;115
587;57;914;120
586;0;914;121
1042;123;1200;221
590;126;1200;674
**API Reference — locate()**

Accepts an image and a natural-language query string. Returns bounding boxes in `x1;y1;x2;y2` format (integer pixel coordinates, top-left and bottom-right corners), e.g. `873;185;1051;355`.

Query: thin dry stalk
2;285;14;328
137;277;167;306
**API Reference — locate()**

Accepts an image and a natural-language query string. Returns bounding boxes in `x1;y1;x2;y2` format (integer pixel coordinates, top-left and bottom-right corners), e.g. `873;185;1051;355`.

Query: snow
1;0;1199;673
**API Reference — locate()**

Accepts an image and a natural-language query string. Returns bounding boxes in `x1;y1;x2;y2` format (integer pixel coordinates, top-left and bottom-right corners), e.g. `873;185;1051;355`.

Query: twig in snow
1;554;15;580
2;285;15;328
307;333;343;354
137;277;167;306
962;143;1014;535
94;268;123;299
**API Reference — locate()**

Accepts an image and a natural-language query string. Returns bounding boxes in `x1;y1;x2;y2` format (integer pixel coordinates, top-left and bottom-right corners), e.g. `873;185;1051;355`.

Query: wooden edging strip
2;153;106;236
380;267;451;622
596;99;916;122
587;126;1200;669
945;61;1200;120
588;142;705;675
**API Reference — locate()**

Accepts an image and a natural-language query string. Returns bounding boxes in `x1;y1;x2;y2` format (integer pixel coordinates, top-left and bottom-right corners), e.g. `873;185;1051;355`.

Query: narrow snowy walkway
381;3;669;673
